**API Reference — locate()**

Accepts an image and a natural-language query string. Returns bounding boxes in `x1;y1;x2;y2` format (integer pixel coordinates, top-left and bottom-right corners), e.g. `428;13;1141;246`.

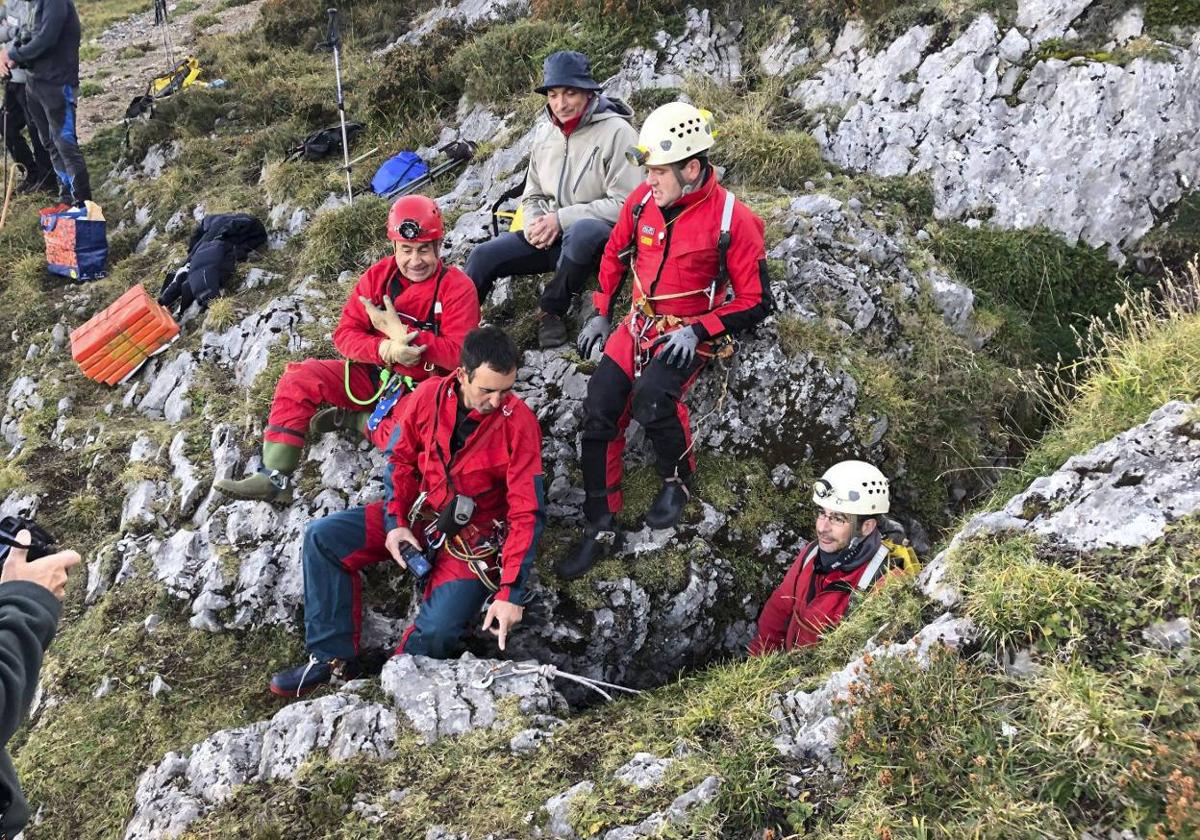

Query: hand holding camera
0;524;81;602
384;526;431;578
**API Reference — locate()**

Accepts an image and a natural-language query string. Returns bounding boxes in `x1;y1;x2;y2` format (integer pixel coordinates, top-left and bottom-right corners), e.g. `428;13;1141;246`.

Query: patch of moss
296;197;390;278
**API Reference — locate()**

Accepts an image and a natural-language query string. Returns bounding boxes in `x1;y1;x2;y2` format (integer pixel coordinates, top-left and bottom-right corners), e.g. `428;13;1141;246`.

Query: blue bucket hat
535;50;601;94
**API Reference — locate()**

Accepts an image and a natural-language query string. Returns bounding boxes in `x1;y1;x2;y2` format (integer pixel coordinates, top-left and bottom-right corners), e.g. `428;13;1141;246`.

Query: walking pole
324;8;354;205
154;0;175;70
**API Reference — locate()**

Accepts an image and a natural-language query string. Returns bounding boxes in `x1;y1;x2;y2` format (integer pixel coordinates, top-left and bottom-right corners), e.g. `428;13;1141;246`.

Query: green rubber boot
308;407;370;438
214;442;301;504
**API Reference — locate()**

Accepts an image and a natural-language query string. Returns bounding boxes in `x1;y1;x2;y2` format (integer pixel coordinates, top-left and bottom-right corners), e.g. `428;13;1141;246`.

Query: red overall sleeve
333;262;388;366
405;269;480;373
749;550;806;656
695;204;772;339
385;381;433;525
494;404;545;605
592;186;645;318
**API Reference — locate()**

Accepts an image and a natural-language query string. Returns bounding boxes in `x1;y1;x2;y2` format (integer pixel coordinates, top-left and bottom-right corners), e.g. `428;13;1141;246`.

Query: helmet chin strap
671;160;705;198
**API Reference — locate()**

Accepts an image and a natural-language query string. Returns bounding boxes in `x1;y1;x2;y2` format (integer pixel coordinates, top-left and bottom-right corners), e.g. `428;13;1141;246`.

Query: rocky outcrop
124;655;565;839
782;5;1200;254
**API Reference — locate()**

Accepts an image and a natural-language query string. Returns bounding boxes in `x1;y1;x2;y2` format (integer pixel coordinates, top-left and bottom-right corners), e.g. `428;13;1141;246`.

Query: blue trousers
302;502;492;661
465;217;613;314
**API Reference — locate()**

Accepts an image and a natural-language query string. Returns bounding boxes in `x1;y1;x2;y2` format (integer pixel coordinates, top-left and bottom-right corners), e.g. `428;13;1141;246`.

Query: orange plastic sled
70;284;180;385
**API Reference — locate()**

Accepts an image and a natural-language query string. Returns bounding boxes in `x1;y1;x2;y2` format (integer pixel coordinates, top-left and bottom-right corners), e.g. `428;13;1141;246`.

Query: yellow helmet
812;460;890;515
626;102;715;167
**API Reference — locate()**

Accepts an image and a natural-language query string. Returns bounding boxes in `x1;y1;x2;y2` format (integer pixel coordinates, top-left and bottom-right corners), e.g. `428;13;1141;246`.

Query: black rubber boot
555;516;622;581
644;478;690;530
537;311;569;349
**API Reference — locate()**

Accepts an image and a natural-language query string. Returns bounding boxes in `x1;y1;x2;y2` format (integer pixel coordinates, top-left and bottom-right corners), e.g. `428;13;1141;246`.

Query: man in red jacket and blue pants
750;461;897;655
216;195;480;505
270;326;545;697
556;101;773;580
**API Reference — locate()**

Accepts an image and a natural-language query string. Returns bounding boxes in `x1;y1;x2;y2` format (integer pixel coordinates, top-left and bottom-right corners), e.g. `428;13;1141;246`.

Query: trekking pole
154;0;175;71
324;8;354;205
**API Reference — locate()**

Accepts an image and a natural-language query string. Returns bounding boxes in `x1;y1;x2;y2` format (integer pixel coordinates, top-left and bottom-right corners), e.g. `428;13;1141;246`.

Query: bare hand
384;527;422;569
360;295;411;342
524;213;559;249
1;530;82;601
0;49;13;74
481;599;524;651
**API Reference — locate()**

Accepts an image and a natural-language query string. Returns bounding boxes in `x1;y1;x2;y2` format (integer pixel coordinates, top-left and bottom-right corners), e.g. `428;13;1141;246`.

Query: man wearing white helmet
556;101;773;580
749;461;901;654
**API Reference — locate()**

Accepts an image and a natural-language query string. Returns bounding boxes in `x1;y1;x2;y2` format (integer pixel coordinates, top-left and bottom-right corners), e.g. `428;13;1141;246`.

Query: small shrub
78;80;104;97
190;12;220;34
296;195;389;278
1146;0;1200;28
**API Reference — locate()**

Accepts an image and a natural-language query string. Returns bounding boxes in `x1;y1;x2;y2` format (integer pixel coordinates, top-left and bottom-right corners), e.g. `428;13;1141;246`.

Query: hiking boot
309;406;368;438
214;469;294;504
537;311;568;349
644;478;690;530
16;172;55;196
555;516;622;581
269;655;362;699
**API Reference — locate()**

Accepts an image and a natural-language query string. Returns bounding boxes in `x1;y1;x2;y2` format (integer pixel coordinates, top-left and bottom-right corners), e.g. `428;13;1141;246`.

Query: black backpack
158;213;268;314
286;123;364;162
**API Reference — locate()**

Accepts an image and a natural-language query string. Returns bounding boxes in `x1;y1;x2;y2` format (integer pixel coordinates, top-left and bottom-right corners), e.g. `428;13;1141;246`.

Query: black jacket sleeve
0;580;61;745
8;0;66;64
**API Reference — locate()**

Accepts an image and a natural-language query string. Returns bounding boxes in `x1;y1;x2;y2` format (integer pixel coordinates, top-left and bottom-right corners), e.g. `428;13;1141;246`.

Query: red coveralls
300;374;546;662
749;535;896;655
581;172;772;520
264;256;480;452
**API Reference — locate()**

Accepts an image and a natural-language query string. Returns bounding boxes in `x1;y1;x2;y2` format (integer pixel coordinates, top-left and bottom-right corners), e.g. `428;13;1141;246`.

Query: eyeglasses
816;510;851;526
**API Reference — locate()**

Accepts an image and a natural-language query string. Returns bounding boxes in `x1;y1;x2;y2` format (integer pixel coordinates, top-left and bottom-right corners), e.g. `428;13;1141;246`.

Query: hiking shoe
537;311;569;349
644;478;690;530
309;406;367;437
214;469;294;505
16;173;54;195
269;655;362;698
555;517;622;581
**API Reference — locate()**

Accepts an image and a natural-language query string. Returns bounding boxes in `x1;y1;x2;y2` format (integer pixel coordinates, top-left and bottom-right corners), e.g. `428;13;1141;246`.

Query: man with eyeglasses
749;460;900;655
269;326;545;697
215;194;480;504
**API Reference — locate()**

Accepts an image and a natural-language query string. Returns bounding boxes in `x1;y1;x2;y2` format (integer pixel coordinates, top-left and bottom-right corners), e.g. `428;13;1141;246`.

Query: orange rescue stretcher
70;284;180;385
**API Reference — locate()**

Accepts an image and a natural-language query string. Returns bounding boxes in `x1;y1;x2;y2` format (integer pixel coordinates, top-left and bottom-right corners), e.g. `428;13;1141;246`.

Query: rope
344;360;390;406
475;661;642;703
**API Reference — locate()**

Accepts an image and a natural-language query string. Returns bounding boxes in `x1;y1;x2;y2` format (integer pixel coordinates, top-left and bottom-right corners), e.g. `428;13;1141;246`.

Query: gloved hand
379;338;426;367
653;326;701;368
360;295;411;342
577;313;612;359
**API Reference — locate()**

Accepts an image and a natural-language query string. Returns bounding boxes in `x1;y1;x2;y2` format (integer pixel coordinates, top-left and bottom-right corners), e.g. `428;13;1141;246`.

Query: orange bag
70;284;180;385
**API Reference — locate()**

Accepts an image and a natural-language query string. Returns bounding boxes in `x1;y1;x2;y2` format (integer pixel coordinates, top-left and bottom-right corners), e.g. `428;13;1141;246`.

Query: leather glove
360;295;411;342
653;326;701;368
380;338;426;367
577;313;613;359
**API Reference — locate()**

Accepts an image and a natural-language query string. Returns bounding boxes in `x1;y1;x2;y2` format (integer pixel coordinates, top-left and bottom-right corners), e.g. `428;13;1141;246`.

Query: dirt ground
77;0;265;143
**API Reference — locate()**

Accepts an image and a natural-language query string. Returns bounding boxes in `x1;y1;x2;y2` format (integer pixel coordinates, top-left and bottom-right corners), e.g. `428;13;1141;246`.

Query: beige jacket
521;95;642;229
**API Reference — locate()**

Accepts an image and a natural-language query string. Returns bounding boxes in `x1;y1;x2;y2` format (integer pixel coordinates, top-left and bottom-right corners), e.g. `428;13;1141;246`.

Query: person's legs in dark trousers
2;83;49;188
464;231;558;303
12;84;53;187
24;79;90;204
579;328;638;523
630;350;707;483
396;575;492;659
538;218;614;317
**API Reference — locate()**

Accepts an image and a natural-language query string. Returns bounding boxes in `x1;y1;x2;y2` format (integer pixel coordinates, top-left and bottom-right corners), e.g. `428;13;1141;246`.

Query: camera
0;516;57;565
398;541;432;579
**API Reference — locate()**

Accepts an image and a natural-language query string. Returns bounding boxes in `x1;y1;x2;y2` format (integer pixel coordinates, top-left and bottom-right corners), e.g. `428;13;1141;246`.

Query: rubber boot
309;406;370;438
644;477;690;530
214;441;301;504
554;514;622;581
537;311;569;349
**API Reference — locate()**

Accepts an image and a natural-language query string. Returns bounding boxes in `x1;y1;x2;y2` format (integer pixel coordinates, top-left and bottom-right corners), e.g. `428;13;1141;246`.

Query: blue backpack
371;151;428;197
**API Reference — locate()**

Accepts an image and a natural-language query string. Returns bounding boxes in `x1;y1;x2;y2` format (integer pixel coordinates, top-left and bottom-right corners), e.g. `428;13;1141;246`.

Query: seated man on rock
270;326;545;697
749;461;907;655
555;101;773;581
465;50;641;349
216;195;480;504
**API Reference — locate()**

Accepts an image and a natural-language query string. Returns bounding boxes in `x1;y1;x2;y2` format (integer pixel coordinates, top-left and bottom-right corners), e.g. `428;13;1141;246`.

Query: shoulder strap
856;545;891;591
716;190;735;283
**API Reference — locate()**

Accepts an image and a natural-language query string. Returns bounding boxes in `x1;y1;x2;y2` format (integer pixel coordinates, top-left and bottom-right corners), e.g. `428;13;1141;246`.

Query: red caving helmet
387;195;445;243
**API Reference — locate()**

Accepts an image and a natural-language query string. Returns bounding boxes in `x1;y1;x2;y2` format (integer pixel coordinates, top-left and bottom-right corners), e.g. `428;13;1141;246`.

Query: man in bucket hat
466;50;641;348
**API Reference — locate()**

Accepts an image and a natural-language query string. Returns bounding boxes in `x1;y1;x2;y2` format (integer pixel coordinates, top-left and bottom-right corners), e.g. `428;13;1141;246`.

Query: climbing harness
475;661;642;703
365;372;415;431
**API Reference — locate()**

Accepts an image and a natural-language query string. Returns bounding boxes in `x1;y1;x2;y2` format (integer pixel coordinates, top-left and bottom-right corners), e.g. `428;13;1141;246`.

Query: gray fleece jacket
0;0;34;83
520;94;642;229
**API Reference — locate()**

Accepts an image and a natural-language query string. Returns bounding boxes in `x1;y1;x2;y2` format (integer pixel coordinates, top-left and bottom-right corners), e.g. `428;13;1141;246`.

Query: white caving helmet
626;101;715;167
812;460;890;516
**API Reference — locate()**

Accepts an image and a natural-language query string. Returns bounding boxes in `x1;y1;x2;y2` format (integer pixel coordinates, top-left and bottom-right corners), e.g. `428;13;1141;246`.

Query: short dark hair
461;325;520;378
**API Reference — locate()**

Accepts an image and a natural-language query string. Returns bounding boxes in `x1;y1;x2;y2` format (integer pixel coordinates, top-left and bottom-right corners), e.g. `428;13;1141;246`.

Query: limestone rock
604;7;743;101
601;776;720;839
613;753;674;789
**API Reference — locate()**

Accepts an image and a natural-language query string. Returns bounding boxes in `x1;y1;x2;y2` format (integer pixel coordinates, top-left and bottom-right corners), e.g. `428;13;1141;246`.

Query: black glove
577;313;612;358
653;326;701;368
